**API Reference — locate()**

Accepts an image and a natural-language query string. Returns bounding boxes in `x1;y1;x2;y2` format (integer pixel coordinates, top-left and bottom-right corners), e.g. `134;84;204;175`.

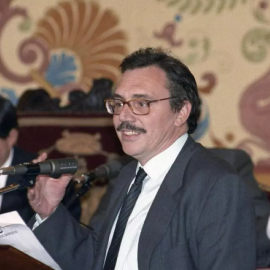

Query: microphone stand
65;172;97;209
0;175;36;195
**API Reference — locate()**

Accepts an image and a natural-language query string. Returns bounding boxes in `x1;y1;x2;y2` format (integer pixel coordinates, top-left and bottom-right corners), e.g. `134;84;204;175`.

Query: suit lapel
138;136;199;270
1;148;20;213
92;161;138;270
1;147;37;218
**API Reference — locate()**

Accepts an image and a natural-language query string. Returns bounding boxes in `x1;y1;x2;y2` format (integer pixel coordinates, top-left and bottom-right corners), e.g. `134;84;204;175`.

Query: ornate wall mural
34;1;127;96
0;0;127;103
0;0;49;101
0;0;270;185
154;19;211;65
152;0;270;183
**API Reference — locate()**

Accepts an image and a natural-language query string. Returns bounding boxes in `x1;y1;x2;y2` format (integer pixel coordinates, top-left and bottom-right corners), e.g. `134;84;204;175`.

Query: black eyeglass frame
104;96;181;115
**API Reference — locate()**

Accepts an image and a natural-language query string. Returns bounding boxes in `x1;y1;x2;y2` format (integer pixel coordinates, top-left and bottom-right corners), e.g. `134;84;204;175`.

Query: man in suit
0;96;37;222
92;147;270;267
28;48;256;269
0;96;81;223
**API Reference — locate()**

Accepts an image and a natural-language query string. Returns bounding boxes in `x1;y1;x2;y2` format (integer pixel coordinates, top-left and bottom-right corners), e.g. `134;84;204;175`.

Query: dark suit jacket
93;147;270;267
32;137;256;270
209;148;270;267
1;146;37;223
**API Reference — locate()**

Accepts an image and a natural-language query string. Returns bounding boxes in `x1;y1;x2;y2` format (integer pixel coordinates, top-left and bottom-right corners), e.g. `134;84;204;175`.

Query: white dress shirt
105;133;188;270
0;148;14;209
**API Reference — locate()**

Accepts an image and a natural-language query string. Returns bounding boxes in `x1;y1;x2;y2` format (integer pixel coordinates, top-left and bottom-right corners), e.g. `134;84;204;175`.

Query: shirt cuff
32;213;49;230
267;215;270;240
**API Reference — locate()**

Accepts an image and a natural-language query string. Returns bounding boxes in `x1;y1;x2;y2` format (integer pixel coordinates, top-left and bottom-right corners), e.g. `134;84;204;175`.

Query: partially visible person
267;214;270;239
209;148;270;267
28;48;256;270
0;96;81;223
0;95;36;222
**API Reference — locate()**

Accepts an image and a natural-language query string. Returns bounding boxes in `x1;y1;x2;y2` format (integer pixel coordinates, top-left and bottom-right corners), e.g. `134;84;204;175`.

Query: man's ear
174;101;192;127
7;128;19;147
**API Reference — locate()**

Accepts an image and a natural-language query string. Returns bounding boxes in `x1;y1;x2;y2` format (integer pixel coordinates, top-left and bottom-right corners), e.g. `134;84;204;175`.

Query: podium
0;245;53;270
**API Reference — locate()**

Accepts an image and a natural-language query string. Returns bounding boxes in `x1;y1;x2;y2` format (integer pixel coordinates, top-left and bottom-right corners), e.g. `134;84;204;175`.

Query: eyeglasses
104;96;180;115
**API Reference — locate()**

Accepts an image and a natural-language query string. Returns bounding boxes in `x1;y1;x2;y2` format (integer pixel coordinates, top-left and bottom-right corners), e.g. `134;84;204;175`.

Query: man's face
113;66;188;165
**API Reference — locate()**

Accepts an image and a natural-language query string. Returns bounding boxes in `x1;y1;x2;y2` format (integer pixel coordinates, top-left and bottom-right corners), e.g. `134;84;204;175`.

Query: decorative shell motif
33;1;127;87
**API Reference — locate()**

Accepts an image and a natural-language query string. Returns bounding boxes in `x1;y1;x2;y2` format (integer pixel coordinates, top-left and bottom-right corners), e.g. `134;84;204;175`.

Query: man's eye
114;101;123;107
137;101;147;107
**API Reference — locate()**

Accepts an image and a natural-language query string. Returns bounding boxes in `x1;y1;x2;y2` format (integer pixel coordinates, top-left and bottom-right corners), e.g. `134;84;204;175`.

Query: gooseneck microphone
66;155;134;208
0;157;78;195
74;155;134;184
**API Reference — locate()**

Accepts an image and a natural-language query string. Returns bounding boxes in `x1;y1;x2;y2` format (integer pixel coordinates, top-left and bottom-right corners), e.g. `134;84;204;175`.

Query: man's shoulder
208;148;251;165
12;146;38;165
186;144;238;178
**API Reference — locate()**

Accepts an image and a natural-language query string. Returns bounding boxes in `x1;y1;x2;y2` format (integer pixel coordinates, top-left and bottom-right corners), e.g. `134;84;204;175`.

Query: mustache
116;122;147;133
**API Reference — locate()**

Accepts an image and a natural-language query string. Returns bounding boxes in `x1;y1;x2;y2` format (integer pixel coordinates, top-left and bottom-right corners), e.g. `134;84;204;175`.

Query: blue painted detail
0;88;18;105
175;14;182;22
192;104;210;141
45;52;77;87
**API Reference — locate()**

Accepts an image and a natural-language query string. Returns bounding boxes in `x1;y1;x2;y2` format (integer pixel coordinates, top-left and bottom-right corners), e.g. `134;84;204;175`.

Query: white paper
0;211;61;270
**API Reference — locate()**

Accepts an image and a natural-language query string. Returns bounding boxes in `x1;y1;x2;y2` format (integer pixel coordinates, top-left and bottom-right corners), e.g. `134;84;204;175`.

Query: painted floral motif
241;28;270;62
156;0;248;15
33;0;127;90
0;0;127;100
181;31;210;65
154;21;210;65
253;0;270;24
154;22;183;47
0;0;49;83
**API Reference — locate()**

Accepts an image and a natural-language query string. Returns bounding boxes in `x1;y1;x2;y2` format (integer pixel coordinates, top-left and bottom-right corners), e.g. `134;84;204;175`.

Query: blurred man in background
0;95;36;222
0;95;81;223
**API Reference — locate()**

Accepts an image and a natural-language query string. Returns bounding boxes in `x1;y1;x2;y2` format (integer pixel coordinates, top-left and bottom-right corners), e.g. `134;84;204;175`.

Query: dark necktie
103;167;147;270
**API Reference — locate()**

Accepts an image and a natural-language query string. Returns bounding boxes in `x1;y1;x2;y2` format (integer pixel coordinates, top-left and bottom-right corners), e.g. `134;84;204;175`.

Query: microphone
0;157;78;178
66;155;134;208
74;155;134;184
0;157;78;195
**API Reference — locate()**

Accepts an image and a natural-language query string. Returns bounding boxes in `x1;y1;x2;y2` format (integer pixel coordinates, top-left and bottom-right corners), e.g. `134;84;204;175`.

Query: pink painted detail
0;0;12;16
0;5;49;83
198;72;217;94
238;67;270;163
260;1;268;9
154;22;183;47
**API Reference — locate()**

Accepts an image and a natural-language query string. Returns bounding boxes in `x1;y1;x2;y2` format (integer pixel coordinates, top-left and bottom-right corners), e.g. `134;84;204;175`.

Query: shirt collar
138;133;188;180
2;147;14;168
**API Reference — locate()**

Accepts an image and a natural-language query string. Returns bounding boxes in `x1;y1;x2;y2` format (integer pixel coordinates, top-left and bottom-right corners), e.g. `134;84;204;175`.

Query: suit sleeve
234;150;270;218
233;151;270;267
32;204;96;270
196;174;256;270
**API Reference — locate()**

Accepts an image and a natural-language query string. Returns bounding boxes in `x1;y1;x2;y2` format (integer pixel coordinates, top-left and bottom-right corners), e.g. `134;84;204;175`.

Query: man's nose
119;104;136;122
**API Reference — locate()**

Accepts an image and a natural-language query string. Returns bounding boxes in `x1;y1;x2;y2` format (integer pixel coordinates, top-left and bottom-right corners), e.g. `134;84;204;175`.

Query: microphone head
95;155;134;179
73;155;134;183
